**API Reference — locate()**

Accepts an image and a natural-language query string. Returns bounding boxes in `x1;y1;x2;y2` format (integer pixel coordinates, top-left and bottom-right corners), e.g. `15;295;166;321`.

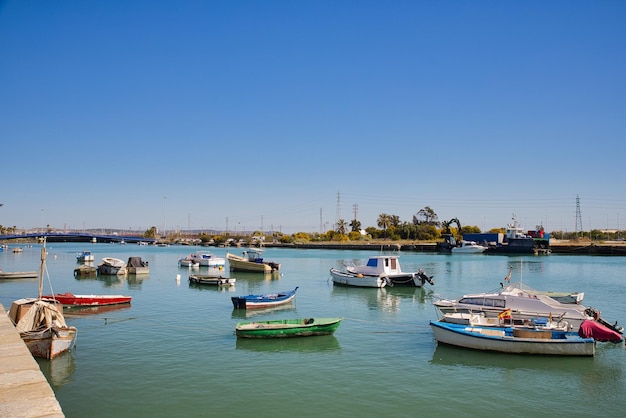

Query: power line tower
336;192;341;224
575;195;583;237
352;203;358;220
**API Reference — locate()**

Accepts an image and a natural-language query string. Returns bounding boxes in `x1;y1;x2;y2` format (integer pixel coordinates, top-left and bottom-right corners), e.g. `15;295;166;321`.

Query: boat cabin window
459;297;505;308
390;258;397;269
366;258;378;267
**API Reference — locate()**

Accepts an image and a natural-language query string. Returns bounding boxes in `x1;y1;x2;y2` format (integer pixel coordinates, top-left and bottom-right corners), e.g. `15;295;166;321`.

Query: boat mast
38;239;47;299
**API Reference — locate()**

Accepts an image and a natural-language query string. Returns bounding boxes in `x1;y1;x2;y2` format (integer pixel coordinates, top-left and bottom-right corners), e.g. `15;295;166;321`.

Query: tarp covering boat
13;299;70;333
578;320;623;343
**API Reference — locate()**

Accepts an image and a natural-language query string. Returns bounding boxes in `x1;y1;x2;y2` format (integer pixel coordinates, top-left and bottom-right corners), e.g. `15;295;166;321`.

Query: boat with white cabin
330;255;434;288
227;249;280;273
189;251;226;267
451;240;487;254
433;280;621;335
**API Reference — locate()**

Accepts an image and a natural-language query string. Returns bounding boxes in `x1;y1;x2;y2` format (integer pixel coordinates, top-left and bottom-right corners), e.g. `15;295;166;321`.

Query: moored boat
189;274;236;286
0;270;39;279
227;249;280;273
126;256;149;275
76;250;94;263
189;251;226;267
97;257;127;275
178;255;200;268
330;255;433;288
7;242;77;359
231;287;298;309
433;279;622;335
430;320;595;356
451;240;488;254
74;264;96;276
235;317;342;338
41;292;132;306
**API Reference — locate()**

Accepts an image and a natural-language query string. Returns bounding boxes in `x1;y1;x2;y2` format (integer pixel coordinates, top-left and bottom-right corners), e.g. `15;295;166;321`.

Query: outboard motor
417;269;434;286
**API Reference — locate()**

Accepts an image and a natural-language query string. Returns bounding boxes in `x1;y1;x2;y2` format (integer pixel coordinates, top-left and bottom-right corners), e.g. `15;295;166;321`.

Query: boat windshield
458;297;506;308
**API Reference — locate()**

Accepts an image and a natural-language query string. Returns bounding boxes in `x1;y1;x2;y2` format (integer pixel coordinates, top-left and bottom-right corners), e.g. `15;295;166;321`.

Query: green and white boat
235;318;342;339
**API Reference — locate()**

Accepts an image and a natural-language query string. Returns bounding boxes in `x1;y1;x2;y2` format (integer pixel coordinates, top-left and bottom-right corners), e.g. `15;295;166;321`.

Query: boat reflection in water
231;303;297;319
63;303;132;318
429;343;605;376
37;352;76;388
236;335;340;353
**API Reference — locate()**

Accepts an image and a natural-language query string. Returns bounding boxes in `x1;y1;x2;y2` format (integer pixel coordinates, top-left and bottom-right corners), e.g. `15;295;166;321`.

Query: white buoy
176;274;180;283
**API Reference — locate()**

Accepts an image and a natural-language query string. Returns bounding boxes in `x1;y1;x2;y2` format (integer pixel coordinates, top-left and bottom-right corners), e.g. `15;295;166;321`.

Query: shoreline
258;240;626;256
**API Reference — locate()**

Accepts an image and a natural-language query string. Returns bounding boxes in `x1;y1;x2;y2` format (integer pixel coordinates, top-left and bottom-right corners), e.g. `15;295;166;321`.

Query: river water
1;243;624;417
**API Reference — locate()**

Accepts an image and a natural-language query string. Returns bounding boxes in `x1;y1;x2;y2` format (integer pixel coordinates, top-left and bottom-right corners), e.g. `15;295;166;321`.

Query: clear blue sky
1;1;625;234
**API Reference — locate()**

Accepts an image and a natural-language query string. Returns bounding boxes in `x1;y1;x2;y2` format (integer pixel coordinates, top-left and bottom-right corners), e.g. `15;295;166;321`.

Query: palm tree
350;219;362;232
335;219;348;235
377;213;392;237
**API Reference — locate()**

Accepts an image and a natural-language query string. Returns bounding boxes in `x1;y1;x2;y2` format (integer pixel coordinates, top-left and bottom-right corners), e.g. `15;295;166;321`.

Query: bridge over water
0;232;156;244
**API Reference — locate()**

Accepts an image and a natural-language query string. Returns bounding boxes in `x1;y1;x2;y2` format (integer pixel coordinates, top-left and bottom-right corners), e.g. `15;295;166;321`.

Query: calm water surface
1;243;625;418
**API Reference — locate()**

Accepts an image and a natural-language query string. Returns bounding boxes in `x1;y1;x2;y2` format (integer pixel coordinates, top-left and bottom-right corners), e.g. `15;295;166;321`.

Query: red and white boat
41;292;132;306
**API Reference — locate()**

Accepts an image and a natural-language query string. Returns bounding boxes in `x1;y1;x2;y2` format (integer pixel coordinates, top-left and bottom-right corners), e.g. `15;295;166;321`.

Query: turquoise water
1;243;625;418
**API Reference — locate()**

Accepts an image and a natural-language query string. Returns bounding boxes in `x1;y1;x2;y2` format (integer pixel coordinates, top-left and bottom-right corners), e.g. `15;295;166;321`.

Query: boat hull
189;275;236;286
190;252;226;267
231;287;298;309
21;327;78;359
236;318;342;338
430;321;595;356
0;271;39;279
97;257;127;275
41;293;132;306
330;268;385;288
227;253;280;273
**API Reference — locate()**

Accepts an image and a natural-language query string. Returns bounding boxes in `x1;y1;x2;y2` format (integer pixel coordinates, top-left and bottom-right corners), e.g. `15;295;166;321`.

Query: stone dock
0;304;64;418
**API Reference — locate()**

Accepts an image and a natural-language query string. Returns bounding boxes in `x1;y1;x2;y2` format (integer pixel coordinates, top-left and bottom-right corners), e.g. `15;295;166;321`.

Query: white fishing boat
330;255;434;288
451;240;487;254
178;255;200;268
96;257;127;275
189;251;226;267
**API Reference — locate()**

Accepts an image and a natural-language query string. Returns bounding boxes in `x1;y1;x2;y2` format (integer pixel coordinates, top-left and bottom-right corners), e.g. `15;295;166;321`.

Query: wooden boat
97;257;127;275
126;256;149;275
430;320;595;356
189;274;236;286
330;255;434;288
227;249;280;273
76;250;94;263
7;242;77;359
74;264;96;276
0;270;39;279
231;287;298;309
41;292;132;306
235;317;342;339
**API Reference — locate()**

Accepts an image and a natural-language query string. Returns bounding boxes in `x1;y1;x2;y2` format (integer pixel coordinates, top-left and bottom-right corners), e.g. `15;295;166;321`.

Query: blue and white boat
76;250;94;263
231;287;298;309
430;320;595;356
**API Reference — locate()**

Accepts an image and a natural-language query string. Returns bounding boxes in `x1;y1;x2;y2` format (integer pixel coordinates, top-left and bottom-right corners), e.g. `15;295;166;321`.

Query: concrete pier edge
0;304;65;418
